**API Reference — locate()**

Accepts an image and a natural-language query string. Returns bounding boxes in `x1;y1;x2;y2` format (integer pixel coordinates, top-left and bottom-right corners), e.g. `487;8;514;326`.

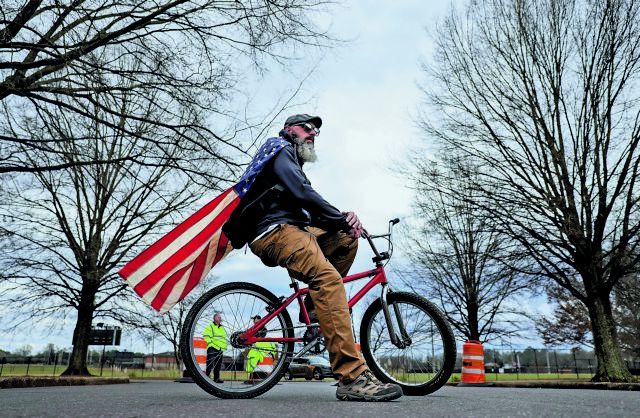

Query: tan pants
249;224;366;383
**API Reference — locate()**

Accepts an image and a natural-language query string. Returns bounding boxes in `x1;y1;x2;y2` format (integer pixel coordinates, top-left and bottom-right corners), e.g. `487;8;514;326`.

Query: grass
480;372;595;381
1;364;596;382
0;364;181;379
387;371;595;383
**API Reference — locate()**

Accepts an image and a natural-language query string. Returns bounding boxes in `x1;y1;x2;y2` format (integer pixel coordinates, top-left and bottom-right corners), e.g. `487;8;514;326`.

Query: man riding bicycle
222;114;403;401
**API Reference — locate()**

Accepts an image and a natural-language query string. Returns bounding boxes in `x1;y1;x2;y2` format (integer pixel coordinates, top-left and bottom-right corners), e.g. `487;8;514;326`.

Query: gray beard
296;142;317;163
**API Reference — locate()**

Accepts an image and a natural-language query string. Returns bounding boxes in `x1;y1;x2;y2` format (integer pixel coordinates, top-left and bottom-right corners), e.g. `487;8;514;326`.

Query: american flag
119;137;288;313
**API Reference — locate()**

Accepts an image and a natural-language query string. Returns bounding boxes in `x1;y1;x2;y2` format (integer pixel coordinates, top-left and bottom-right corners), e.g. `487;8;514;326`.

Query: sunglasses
294;122;320;136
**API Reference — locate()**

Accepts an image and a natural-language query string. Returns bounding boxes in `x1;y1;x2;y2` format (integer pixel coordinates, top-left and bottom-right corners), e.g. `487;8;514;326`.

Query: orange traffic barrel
193;337;208;372
258;356;274;367
178;337;208;382
460;340;486;385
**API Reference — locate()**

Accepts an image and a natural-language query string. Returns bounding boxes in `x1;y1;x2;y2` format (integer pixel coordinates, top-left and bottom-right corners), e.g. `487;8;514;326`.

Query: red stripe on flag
119;188;237;280
145;264;191;310
132;197;239;297
148;265;192;311
173;237;213;305
213;232;231;266
177;236;229;303
150;242;211;311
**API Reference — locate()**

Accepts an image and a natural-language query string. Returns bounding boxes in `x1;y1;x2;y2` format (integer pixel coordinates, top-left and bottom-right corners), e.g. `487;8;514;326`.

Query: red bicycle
180;219;456;399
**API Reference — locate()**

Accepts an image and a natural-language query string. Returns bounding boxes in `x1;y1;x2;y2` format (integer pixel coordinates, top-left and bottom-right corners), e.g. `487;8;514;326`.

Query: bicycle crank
301;326;326;354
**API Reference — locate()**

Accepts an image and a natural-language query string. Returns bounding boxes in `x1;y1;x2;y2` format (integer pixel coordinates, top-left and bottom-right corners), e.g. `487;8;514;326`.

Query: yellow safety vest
203;323;227;351
246;341;277;373
254;341;277;358
246;348;264;374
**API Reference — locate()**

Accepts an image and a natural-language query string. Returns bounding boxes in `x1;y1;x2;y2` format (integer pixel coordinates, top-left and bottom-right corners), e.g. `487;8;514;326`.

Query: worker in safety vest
203;312;227;383
246;315;277;379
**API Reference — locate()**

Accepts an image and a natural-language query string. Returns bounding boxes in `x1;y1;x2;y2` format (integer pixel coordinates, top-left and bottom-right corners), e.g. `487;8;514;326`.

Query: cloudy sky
225;0;448;273
3;0;547;355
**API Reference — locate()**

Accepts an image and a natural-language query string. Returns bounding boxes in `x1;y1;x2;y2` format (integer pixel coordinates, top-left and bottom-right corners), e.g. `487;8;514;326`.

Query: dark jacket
222;135;350;248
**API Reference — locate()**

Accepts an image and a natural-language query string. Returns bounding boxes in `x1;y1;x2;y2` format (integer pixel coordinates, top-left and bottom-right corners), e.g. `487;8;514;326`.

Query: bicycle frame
182;218;456;399
240;266;386;345
239;219;410;350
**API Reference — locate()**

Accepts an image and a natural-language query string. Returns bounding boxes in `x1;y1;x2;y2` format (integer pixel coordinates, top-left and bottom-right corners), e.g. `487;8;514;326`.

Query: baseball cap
284;114;322;129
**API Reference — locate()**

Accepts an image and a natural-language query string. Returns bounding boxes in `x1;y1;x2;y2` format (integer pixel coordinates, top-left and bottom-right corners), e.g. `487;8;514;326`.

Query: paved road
3;380;639;417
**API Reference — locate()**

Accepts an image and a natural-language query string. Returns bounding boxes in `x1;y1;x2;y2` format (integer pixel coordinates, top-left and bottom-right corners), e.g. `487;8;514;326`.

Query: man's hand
343;211;365;239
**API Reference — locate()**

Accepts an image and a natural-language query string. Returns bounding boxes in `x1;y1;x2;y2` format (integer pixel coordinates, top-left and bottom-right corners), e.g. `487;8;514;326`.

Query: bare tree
422;0;640;381
538;274;640;358
0;0;337;376
0;86;221;375
536;281;593;348
0;0;334;174
613;274;640;358
401;155;533;343
15;344;33;356
117;275;218;372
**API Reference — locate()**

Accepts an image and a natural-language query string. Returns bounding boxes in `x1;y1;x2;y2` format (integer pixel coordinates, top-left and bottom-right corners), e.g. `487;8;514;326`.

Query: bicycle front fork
381;284;412;348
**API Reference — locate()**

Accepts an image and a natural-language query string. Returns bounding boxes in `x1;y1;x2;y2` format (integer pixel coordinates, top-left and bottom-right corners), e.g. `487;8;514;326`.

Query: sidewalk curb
2;376;638;390
448;380;640;391
0;376;129;389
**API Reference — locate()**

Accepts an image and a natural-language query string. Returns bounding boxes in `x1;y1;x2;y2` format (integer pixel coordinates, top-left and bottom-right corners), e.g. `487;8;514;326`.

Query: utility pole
546;350;551;374
152;335;155;370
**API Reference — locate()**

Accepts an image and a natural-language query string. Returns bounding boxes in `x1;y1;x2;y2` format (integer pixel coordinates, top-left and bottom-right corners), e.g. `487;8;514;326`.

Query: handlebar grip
390;218;400;225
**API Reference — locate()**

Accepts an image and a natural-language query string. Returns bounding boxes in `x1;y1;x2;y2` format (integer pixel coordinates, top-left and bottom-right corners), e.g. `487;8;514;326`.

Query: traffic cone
176;337;207;383
458;340;493;386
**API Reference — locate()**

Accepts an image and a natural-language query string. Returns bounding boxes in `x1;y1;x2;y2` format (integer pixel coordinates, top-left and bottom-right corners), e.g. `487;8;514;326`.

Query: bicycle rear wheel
180;282;294;399
360;291;456;396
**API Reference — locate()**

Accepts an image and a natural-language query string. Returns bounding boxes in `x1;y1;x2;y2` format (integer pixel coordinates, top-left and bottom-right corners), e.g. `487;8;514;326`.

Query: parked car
283;356;334;381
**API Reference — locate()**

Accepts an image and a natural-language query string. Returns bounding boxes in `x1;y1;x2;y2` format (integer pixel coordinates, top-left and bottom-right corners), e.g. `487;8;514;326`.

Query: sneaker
336;370;403;402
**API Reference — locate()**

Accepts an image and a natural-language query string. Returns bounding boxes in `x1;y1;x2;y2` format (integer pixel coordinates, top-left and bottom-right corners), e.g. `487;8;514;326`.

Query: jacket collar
278;130;303;167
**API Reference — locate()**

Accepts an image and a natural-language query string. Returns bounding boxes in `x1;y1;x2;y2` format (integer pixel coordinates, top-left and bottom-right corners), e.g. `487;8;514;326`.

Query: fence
0;351;155;377
454;347;640;380
1;352;71;377
3;347;638;379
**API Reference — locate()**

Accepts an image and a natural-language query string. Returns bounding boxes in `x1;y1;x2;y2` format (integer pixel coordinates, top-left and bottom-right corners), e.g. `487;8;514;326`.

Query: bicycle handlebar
364;218;400;266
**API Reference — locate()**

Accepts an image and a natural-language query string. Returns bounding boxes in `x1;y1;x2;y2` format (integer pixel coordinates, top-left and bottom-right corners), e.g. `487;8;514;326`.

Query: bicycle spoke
182;283;295;398
360;292;456;394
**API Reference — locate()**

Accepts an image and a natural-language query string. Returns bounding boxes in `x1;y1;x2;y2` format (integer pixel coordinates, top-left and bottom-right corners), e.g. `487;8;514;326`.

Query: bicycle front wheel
180;282;294;399
360;291;456;396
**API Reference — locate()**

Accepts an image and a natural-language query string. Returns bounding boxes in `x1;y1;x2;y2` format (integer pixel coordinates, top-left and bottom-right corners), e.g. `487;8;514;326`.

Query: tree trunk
586;289;633;382
467;298;481;341
172;342;182;372
61;296;95;376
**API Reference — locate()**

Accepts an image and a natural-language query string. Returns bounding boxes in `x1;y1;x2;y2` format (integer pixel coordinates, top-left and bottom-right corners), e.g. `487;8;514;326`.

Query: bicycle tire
360;291;456;396
180;282;294;399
